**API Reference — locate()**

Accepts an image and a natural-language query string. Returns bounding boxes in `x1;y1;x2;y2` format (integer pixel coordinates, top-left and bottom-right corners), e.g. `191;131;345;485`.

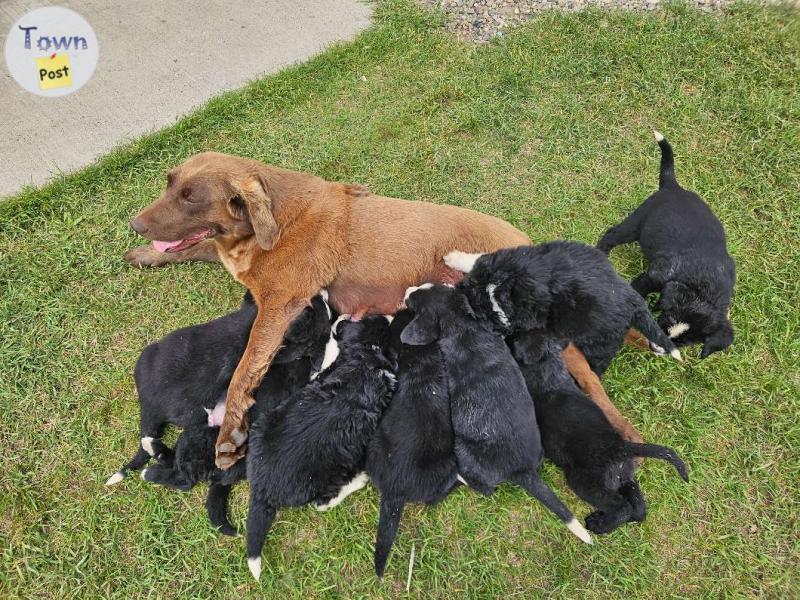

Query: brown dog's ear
239;172;280;250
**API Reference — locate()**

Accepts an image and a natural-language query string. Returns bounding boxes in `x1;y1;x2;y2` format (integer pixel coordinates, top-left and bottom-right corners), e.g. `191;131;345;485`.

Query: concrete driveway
0;0;372;198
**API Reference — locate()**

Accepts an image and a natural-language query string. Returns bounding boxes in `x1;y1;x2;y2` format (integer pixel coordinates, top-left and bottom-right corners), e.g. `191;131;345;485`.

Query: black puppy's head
657;281;733;358
273;290;335;372
335;314;393;353
446;248;551;334
400;284;475;345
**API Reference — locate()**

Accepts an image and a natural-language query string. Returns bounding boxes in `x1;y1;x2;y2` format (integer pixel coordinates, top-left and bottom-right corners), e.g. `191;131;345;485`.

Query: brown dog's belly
328;263;465;317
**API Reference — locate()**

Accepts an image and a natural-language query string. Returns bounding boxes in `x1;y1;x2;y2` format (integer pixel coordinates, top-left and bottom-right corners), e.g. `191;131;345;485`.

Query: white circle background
5;6;98;97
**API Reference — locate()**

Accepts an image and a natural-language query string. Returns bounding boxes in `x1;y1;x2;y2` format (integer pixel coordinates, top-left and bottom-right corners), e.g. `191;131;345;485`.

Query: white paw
248;556;262;581
105;471;124;486
567;517;593;545
141;437;156;456
443;250;484;273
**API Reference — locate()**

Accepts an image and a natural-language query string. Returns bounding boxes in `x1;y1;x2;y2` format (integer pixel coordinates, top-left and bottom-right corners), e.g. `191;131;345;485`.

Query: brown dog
127;152;642;467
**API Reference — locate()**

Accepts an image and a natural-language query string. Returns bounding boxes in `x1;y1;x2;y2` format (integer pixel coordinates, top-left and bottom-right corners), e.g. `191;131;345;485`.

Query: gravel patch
418;0;726;41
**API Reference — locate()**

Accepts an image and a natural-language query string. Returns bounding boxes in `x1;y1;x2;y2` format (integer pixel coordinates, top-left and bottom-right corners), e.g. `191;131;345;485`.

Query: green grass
2;0;799;596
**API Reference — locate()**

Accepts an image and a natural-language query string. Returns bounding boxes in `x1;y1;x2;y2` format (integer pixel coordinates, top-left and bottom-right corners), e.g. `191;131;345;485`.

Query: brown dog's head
129;152;282;253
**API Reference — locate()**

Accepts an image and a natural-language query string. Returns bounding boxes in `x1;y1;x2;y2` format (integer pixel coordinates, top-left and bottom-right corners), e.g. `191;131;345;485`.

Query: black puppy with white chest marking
510;330;689;534
597;132;735;358
107;291;332;485
245;315;396;581
446;242;681;376
366;308;458;577
132;293;333;534
401;284;592;545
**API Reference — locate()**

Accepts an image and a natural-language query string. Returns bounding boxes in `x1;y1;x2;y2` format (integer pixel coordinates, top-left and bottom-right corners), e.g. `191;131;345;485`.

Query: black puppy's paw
585;510;622;534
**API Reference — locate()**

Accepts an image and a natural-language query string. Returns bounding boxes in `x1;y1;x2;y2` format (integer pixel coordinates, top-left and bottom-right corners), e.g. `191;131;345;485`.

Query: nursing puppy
107;292;332;484
141;424;247;536
597;132;735;358
446;242;681;376
401;285;592;545
510;331;689;534
366;309;458;577
245;316;396;581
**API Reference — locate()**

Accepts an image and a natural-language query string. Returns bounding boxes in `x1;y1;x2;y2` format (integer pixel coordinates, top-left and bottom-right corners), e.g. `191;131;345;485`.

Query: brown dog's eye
180;187;194;202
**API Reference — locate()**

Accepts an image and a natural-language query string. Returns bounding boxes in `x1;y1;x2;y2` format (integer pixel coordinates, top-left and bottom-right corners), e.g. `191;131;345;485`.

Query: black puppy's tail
654;131;679;189
631;308;683;363
207;483;238;536
517;472;593;545
374;496;406;577
620;442;689;482
105;447;151;485
246;498;277;581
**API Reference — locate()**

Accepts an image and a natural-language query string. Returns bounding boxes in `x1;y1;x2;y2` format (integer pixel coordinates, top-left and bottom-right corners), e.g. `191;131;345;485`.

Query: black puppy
125;293;333;534
510;330;689;534
141;424;247;535
245;315;396;581
366;308;458;577
401;284;592;545
597;131;735;358
446;241;681;376
106;291;332;485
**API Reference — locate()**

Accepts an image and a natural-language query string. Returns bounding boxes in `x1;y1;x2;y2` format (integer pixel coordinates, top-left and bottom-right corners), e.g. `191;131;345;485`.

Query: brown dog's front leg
562;343;644;445
124;239;221;267
215;298;307;469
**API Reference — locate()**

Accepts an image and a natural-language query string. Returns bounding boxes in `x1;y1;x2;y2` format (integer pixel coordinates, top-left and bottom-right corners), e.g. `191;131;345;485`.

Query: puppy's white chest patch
668;322;690;338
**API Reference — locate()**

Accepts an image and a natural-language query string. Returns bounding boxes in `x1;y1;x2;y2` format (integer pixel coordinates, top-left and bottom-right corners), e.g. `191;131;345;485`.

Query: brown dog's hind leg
562;343;644;445
623;328;651;351
124;239;221;267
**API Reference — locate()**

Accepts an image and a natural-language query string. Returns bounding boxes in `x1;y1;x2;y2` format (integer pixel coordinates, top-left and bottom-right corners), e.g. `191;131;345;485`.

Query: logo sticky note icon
36;53;72;90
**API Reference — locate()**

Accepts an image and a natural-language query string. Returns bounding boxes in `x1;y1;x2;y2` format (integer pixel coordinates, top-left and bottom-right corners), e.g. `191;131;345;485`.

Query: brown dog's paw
124;244;168;267
215;421;249;469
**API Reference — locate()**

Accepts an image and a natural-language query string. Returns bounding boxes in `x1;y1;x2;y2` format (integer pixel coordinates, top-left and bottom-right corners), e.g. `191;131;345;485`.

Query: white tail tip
248;556;262;581
670;348;683;362
567;518;593;545
443;250;484;274
105;471;124;486
653;130;665;142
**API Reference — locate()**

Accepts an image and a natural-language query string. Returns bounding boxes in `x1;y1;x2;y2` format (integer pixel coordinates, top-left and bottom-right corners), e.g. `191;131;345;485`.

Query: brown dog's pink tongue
153;240;183;252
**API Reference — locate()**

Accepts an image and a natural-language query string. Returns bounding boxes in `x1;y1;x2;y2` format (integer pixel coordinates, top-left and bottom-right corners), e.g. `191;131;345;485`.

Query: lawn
1;1;798;597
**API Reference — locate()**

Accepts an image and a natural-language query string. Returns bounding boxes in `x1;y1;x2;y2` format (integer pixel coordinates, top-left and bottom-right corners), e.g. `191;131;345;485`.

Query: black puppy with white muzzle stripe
399;284;592;546
597;132;735;358
446;241;681;376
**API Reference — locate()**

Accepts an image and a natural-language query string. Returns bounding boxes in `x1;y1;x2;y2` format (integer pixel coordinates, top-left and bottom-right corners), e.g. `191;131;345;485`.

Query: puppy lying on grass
446;241;681;376
397;285;592;547
107;292;332;484
510;330;689;534
597;131;735;358
366;308;459;577
245;316;396;581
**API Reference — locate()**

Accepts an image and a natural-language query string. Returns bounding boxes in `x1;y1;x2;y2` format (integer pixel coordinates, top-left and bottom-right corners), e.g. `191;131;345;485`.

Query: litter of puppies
109;132;733;581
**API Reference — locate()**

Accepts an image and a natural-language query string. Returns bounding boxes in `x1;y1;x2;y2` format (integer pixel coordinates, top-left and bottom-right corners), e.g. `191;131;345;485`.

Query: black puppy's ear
400;313;439;346
701;318;734;358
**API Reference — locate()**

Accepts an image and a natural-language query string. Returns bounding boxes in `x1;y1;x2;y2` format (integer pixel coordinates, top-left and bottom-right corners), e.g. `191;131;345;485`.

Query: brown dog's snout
130;216;148;235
